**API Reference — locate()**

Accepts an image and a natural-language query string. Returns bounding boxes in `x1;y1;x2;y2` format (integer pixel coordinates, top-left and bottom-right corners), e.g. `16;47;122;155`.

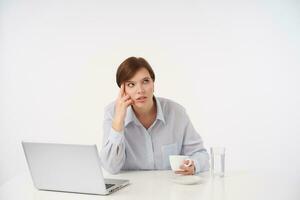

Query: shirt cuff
108;128;124;144
193;159;201;174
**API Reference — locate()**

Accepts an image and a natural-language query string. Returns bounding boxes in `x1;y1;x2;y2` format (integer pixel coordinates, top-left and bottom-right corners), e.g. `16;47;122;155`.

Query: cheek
146;84;154;93
125;88;135;97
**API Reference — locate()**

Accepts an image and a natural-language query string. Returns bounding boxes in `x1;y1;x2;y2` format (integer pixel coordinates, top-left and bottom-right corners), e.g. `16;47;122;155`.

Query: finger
183;160;190;165
124;98;133;106
182;171;193;175
175;169;186;174
179;163;195;174
179;163;190;171
183;170;194;175
121;95;131;101
177;166;194;175
119;84;125;98
175;170;193;175
184;159;194;167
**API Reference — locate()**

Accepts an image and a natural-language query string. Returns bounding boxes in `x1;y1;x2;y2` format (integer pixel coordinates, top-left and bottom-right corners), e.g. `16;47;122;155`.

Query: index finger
179;164;189;171
119;83;125;97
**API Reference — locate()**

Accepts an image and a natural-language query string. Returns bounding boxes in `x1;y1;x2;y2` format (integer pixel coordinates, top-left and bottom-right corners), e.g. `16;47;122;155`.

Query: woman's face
124;67;154;109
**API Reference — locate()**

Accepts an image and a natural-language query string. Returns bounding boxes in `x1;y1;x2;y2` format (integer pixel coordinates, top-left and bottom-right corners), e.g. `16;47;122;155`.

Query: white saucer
170;175;203;185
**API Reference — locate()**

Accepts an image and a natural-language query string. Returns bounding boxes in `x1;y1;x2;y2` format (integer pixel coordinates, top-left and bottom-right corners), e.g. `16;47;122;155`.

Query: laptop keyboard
105;184;115;189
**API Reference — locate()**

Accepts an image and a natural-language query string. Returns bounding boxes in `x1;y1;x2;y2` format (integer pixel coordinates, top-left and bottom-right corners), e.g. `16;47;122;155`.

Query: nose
136;83;145;94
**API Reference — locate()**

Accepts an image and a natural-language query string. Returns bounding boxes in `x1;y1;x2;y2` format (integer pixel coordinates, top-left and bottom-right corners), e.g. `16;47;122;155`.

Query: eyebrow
126;77;150;83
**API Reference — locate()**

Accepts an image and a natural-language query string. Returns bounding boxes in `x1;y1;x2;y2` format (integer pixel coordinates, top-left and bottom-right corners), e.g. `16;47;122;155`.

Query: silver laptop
22;142;129;195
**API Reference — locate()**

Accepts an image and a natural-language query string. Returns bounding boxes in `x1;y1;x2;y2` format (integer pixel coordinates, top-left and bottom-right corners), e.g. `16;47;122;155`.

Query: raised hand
112;84;133;132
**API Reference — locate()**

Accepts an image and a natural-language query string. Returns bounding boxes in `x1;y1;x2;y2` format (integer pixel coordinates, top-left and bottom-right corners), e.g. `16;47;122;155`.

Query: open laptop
22;142;129;195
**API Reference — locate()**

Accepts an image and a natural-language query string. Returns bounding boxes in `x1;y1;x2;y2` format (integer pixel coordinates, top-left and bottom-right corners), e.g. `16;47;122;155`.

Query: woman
100;57;209;175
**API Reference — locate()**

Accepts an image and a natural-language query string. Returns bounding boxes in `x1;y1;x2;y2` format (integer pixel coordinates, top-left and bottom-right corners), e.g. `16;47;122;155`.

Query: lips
136;96;147;102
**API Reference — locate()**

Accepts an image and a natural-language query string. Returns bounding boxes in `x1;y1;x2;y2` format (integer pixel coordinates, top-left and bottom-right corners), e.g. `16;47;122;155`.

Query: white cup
169;155;192;171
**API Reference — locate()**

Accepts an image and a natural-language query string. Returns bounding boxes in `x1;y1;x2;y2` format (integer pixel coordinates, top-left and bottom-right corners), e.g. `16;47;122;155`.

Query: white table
0;170;299;200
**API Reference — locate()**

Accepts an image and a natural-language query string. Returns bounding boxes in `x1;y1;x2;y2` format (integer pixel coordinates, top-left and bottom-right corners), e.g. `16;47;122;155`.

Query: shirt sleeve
181;111;210;174
100;107;126;174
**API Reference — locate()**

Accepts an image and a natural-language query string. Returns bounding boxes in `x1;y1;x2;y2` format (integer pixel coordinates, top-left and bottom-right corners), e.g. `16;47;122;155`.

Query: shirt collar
155;97;166;124
124;96;165;127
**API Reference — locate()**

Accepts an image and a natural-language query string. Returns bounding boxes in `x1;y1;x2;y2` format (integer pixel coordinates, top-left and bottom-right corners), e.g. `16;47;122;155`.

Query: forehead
128;68;151;81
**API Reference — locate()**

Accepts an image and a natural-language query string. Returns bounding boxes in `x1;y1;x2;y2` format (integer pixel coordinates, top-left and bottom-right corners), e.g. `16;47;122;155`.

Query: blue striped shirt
100;97;209;174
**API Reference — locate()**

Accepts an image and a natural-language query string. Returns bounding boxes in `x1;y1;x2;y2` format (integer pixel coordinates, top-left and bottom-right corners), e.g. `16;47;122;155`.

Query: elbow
100;144;125;175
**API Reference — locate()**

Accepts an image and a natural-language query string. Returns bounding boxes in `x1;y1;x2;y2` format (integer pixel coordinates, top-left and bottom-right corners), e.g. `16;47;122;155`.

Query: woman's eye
143;79;149;84
127;83;135;88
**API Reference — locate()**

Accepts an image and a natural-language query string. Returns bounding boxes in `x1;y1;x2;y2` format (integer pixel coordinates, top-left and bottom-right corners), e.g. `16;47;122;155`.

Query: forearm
112;117;124;132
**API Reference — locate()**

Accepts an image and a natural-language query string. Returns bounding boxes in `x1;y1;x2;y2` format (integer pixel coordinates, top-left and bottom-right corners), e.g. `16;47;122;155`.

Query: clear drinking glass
210;147;225;177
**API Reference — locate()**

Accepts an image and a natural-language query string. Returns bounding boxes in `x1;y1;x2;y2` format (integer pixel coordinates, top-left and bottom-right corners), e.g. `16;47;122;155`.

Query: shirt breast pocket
161;143;178;169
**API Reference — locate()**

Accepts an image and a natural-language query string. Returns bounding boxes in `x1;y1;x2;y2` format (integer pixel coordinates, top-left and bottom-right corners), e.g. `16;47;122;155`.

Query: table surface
0;170;299;200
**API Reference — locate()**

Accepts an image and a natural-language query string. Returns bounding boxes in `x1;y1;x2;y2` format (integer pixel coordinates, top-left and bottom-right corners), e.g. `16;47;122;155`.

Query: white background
1;0;300;186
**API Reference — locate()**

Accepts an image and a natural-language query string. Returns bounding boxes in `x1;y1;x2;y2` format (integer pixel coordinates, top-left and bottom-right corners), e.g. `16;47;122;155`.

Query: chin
133;100;149;108
133;103;145;108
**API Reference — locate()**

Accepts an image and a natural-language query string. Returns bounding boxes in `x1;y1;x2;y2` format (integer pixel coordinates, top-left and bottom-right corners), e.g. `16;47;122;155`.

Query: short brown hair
116;57;155;87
